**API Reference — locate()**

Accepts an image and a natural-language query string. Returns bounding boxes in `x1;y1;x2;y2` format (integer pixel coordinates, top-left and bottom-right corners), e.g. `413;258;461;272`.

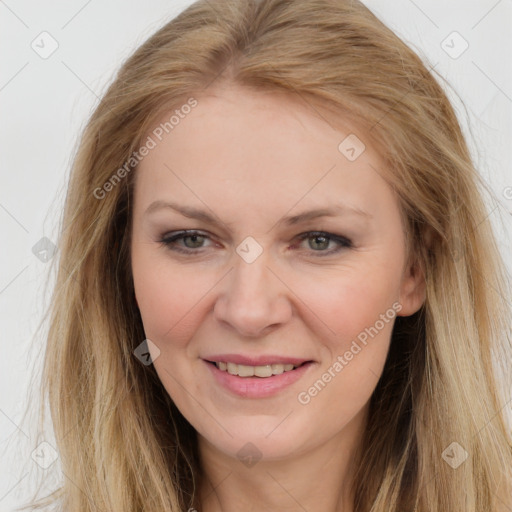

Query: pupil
185;235;203;248
311;236;328;250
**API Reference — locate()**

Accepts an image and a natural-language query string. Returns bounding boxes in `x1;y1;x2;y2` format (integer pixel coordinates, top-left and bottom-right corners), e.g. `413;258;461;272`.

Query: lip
203;358;315;398
204;354;311;366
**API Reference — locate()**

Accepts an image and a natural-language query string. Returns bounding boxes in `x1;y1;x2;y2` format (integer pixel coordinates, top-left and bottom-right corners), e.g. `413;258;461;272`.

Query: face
130;83;425;463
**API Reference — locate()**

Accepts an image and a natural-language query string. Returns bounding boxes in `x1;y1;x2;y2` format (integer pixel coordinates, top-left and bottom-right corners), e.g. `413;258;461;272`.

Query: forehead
134;83;395;220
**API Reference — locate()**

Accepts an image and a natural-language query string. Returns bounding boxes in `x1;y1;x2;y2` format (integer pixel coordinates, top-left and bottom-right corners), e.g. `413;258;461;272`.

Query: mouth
206;360;309;378
203;357;315;398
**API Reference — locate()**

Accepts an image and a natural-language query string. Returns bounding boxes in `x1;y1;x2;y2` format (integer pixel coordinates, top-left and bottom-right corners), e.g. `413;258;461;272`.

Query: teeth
214;361;300;377
254;365;272;377
271;364;284;375
238;364;255;377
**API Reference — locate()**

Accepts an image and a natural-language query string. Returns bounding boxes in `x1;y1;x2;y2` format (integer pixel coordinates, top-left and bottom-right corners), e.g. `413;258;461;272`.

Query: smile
204;358;315;398
212;361;302;378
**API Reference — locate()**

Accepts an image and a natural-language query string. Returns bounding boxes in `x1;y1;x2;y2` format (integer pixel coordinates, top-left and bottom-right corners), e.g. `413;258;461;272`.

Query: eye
293;231;353;256
159;229;353;256
159;230;215;254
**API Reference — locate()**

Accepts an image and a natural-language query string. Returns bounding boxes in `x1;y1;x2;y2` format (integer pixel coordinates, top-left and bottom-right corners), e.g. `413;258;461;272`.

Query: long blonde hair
22;0;512;510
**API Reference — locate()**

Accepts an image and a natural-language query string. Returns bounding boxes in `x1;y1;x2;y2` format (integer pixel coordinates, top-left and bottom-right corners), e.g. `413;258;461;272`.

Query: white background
1;1;511;510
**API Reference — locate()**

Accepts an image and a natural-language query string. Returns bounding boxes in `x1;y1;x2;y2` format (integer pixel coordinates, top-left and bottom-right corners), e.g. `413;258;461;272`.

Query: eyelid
159;229;216;251
292;231;353;255
158;229;353;256
295;230;352;245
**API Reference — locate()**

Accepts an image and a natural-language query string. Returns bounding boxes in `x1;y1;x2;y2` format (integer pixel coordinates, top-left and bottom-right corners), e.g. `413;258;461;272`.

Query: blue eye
159;230;352;256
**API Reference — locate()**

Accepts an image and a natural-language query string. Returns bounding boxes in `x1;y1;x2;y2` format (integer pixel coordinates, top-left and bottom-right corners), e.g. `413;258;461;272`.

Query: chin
198;417;313;463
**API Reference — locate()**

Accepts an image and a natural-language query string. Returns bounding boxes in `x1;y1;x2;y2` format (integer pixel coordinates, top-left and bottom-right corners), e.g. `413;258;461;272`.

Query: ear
397;256;426;316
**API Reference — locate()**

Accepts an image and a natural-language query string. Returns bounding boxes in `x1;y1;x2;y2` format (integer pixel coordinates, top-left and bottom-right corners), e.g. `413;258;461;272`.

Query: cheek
290;263;401;350
292;277;397;432
288;265;400;414
131;249;206;346
132;256;208;401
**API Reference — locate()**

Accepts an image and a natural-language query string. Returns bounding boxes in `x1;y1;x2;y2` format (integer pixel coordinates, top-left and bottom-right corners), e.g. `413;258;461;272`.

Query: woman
26;0;512;510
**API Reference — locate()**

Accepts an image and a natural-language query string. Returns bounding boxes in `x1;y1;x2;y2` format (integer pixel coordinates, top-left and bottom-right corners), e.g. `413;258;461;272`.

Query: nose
213;252;293;338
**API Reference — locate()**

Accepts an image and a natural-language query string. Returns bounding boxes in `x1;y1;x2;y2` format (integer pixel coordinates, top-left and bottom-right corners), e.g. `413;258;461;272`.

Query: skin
130;82;426;512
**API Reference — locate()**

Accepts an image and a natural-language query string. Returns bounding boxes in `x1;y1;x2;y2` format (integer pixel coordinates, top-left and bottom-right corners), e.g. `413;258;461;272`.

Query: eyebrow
144;200;373;226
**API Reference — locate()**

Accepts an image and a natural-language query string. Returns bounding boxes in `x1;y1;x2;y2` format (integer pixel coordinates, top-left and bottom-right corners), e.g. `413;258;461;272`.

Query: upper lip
204;354;312;366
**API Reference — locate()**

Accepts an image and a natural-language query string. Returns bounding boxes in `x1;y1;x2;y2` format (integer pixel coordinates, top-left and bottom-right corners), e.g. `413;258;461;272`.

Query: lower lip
204;360;315;398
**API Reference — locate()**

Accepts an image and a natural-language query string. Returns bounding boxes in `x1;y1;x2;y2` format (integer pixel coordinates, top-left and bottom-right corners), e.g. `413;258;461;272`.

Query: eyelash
158;230;353;257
